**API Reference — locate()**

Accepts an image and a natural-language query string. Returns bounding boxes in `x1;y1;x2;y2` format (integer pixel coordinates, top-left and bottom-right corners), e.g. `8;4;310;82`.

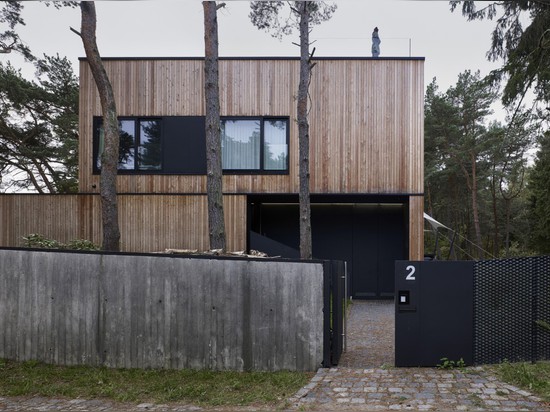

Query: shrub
21;234;99;251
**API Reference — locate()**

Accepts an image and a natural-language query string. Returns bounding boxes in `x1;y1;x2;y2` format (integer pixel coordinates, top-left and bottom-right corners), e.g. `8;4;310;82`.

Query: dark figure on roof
372;27;381;58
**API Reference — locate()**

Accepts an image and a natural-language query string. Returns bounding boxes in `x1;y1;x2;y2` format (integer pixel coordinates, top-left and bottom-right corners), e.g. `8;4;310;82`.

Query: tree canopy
249;1;336;40
0;55;78;193
451;1;550;112
425;73;535;258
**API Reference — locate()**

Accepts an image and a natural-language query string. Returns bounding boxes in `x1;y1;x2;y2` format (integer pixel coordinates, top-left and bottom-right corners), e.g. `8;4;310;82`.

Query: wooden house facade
77;56;424;299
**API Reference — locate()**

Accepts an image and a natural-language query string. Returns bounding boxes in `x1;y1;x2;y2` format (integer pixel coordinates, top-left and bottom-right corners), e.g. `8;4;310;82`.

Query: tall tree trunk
470;152;483;259
490;171;500;257
203;1;226;252
504;198;511;257
297;2;312;259
80;1;120;251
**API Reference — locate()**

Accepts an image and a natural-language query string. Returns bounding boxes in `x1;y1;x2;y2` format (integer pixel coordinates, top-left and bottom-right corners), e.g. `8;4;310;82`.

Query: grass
0;358;312;408
493;361;550;402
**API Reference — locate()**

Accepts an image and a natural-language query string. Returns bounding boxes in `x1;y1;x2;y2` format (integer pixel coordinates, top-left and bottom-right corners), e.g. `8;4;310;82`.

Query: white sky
6;0;506;118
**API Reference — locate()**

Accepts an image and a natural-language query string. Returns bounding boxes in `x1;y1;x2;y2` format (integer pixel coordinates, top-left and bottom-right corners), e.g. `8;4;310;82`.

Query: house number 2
405;265;416;281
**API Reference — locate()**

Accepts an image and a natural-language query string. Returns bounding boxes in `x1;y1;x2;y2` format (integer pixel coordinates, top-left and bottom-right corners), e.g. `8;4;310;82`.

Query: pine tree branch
69;27;81;38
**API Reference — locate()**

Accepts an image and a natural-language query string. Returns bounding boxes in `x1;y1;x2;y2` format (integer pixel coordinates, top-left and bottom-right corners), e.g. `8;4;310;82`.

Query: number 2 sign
405;265;416;281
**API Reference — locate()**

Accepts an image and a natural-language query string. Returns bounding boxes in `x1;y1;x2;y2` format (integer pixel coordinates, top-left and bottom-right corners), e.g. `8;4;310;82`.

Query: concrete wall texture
0;249;324;371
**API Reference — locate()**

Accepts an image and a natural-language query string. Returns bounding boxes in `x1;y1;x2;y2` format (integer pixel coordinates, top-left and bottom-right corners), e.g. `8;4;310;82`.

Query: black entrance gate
395;257;550;367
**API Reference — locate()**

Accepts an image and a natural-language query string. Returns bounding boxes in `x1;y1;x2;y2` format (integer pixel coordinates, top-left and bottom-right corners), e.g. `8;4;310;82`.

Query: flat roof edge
79;56;425;62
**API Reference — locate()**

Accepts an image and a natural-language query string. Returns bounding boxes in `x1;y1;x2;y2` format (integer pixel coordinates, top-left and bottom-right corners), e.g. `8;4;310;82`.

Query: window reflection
96;119;161;171
264;120;288;170
138;120;162;170
221;120;260;170
118;120;135;170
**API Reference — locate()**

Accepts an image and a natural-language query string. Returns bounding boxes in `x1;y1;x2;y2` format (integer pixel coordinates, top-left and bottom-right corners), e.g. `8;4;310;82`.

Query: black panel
311;205;354;280
253;202;406;300
353;205;405;299
378;206;406;296
249;231;299;259
395;261;474;367
352;205;379;298
395;261;421;367
162;117;206;174
420;261;474;365
257;204;300;250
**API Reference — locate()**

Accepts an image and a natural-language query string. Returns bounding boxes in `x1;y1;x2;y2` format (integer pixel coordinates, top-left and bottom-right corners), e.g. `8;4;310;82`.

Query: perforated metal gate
474;256;550;364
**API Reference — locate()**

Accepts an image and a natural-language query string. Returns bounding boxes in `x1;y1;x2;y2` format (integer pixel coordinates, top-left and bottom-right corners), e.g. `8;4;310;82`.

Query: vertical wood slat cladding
79;58;423;196
409;196;424;260
0;195;246;253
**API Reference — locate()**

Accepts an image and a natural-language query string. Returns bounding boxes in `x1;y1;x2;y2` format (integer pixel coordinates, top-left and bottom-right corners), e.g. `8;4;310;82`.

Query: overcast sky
7;0;506;117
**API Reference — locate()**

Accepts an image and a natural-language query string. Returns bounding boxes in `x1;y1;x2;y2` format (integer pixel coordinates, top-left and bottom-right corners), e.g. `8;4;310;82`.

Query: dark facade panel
163;116;207;174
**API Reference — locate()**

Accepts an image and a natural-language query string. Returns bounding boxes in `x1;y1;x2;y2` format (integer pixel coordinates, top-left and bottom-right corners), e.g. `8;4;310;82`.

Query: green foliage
437;357;466;369
425;75;535;259
21;233;62;249
0;55;79;193
0;2;33;60
528;132;550;254
495;361;550;402
65;239;100;251
21;234;99;251
0;359;311;407
450;1;550;112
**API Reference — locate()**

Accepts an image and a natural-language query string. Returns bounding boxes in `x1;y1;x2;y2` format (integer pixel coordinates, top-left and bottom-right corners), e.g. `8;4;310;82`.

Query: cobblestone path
288;300;550;411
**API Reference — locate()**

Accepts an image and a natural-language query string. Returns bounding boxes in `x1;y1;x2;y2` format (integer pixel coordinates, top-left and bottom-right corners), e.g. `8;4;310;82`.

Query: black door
347;204;406;299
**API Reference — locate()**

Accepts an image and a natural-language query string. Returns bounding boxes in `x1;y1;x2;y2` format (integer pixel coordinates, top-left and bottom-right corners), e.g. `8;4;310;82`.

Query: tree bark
80;2;120;251
490;170;500;257
297;2;312;259
203;1;226;251
470;151;483;259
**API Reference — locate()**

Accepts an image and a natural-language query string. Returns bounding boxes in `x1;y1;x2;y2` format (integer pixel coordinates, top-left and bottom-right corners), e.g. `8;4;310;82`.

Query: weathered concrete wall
0;249;324;371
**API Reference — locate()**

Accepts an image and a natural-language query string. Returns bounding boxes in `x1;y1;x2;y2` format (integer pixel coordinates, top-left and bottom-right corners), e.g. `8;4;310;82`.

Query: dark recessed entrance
248;196;408;299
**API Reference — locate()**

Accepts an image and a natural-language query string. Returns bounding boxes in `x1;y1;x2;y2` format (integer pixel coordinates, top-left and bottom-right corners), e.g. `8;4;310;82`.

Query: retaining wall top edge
0;247;336;266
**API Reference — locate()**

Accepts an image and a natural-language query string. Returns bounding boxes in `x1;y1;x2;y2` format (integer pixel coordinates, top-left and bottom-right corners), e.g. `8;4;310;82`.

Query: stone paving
288;300;550;411
287;366;547;411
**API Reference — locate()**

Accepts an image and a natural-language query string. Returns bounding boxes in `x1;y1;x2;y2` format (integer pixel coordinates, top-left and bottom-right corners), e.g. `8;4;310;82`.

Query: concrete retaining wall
0;249;324;371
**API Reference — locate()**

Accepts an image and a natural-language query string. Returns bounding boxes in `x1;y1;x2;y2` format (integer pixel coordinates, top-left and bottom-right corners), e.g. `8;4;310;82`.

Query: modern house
1;56;424;299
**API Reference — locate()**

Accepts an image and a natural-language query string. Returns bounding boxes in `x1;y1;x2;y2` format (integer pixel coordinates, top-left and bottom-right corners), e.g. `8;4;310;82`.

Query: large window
221;117;288;173
95;118;162;172
93;116;289;175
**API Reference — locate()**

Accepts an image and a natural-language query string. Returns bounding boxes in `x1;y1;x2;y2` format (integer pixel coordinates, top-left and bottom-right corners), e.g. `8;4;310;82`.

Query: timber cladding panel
409;196;424;261
0;249;324;371
78;58;424;195
0;194;246;253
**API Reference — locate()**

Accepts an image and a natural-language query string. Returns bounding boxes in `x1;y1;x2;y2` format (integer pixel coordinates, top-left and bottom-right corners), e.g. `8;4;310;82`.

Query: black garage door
251;203;406;299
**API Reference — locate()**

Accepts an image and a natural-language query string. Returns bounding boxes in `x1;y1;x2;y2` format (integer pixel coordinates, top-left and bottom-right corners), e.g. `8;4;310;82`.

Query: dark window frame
221;116;290;175
92;115;290;176
92;116;163;175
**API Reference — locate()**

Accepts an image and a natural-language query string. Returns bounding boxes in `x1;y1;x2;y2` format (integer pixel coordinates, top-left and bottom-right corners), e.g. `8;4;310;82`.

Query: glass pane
221;120;260;170
118;120;135;170
264;120;288;170
96;126;104;169
96;120;135;170
138;120;162;170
